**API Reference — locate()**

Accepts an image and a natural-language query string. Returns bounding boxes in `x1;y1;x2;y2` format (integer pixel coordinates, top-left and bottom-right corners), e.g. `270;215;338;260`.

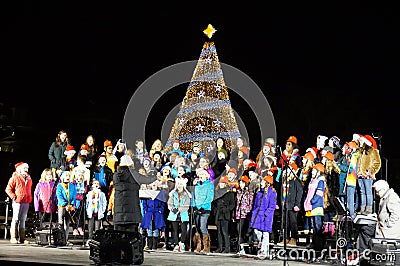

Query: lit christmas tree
164;24;241;155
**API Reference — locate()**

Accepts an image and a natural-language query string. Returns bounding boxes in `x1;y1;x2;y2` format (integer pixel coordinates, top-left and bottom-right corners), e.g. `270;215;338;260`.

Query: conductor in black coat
113;155;157;232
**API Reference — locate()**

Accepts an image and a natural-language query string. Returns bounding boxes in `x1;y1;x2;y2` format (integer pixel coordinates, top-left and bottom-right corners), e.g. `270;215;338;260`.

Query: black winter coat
113;166;156;225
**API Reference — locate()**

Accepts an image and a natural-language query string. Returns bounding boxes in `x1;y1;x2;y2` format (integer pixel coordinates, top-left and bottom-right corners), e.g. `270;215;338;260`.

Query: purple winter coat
249;186;277;233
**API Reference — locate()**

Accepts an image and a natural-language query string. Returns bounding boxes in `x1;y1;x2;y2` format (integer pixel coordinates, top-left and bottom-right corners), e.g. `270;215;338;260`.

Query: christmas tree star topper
203;24;216;39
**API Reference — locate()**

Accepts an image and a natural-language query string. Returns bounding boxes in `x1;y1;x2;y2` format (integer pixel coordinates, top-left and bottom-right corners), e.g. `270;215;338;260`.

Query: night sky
1;2;399;191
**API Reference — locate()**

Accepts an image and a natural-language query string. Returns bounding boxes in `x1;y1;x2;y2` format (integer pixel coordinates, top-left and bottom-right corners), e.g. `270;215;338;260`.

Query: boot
365;206;373;214
19;228;28;244
193;232;202;252
201;234;210;253
358;205;366;214
10;228;19;244
287;238;297;246
145;236;153;250
214;246;223;253
153;237;159;250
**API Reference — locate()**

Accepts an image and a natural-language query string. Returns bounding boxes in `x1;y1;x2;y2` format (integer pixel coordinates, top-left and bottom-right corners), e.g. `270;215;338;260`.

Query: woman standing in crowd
5;162;33;244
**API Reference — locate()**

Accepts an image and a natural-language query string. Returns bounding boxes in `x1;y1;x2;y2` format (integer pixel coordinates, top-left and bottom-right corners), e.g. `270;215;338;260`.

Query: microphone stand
44;179;58;248
276;145;299;266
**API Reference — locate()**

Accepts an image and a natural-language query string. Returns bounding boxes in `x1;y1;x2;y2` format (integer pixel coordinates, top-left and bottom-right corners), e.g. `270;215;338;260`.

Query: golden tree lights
165;25;241;155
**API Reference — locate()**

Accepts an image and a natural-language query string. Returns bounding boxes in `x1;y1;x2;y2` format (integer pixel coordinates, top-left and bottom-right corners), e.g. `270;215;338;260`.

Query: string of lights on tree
165;24;241;154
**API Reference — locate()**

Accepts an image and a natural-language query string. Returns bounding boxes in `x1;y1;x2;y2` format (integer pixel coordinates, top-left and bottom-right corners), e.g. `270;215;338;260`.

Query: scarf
91;190;99;214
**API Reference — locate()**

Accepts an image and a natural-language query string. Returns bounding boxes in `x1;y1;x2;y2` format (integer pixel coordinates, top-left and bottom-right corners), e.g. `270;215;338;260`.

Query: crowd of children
5;131;382;261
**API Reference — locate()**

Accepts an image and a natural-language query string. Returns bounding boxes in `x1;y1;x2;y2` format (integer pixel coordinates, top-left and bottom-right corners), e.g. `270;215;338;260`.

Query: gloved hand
172;208;179;214
199;207;205;213
106;210;112;220
293;206;300;212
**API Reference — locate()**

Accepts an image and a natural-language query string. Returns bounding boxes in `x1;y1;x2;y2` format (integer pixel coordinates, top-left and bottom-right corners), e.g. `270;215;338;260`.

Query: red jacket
5;172;33;204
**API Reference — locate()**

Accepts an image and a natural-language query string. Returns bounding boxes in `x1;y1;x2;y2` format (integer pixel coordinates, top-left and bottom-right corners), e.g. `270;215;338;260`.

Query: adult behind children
5;162;33;244
112;155;157;233
48;130;70;178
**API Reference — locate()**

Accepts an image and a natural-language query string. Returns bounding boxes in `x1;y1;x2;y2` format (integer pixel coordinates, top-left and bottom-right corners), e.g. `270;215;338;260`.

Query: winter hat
303;151;315;162
119;155;134;166
218;148;228;159
364;135;378;149
60;171;70;180
352;133;362;142
239;175;250;184
263;175;274;184
264;137;275;146
173;139;180;143
287;136;298;144
247;162;258;172
143;157;152;164
227;168;237;176
358;135;372;147
64;145;76;156
161;164;171;173
104;140;113;148
80;144;88;151
373;180;390;194
15;162;29;172
112;139;127;154
329;136;341;148
239;146;249;155
306;147;318;159
170;177;192;198
347;141;358;149
289;163;298;171
219;175;229;183
323;151;335;161
313;163;325;173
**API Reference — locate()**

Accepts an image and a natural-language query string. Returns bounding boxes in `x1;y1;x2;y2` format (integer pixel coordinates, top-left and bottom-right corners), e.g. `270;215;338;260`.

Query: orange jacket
5;172;33;204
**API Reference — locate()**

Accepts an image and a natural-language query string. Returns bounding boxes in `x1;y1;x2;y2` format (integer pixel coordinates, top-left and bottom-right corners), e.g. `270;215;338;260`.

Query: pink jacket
34;181;57;213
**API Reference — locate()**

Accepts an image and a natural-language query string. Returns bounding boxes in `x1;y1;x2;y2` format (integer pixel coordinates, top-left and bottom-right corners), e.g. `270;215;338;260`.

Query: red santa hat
363;135;378;149
306;147;318;159
359;135;373;147
15;162;29;172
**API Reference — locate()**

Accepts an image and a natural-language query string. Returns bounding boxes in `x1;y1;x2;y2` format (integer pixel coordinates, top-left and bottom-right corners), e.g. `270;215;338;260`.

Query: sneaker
179;243;185;253
237;249;246;255
73;229;79;236
257;251;267;259
173;244;180;252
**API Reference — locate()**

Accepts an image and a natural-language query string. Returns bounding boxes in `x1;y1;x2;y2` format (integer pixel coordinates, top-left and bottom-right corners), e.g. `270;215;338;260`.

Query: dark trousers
216;220;230;249
283;210;298;239
356;223;375;253
236;218;249;244
171;221;188;244
88;216;102;239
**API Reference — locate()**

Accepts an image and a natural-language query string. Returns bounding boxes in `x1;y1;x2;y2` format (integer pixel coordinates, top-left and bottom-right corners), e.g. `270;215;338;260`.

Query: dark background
1;2;399;197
